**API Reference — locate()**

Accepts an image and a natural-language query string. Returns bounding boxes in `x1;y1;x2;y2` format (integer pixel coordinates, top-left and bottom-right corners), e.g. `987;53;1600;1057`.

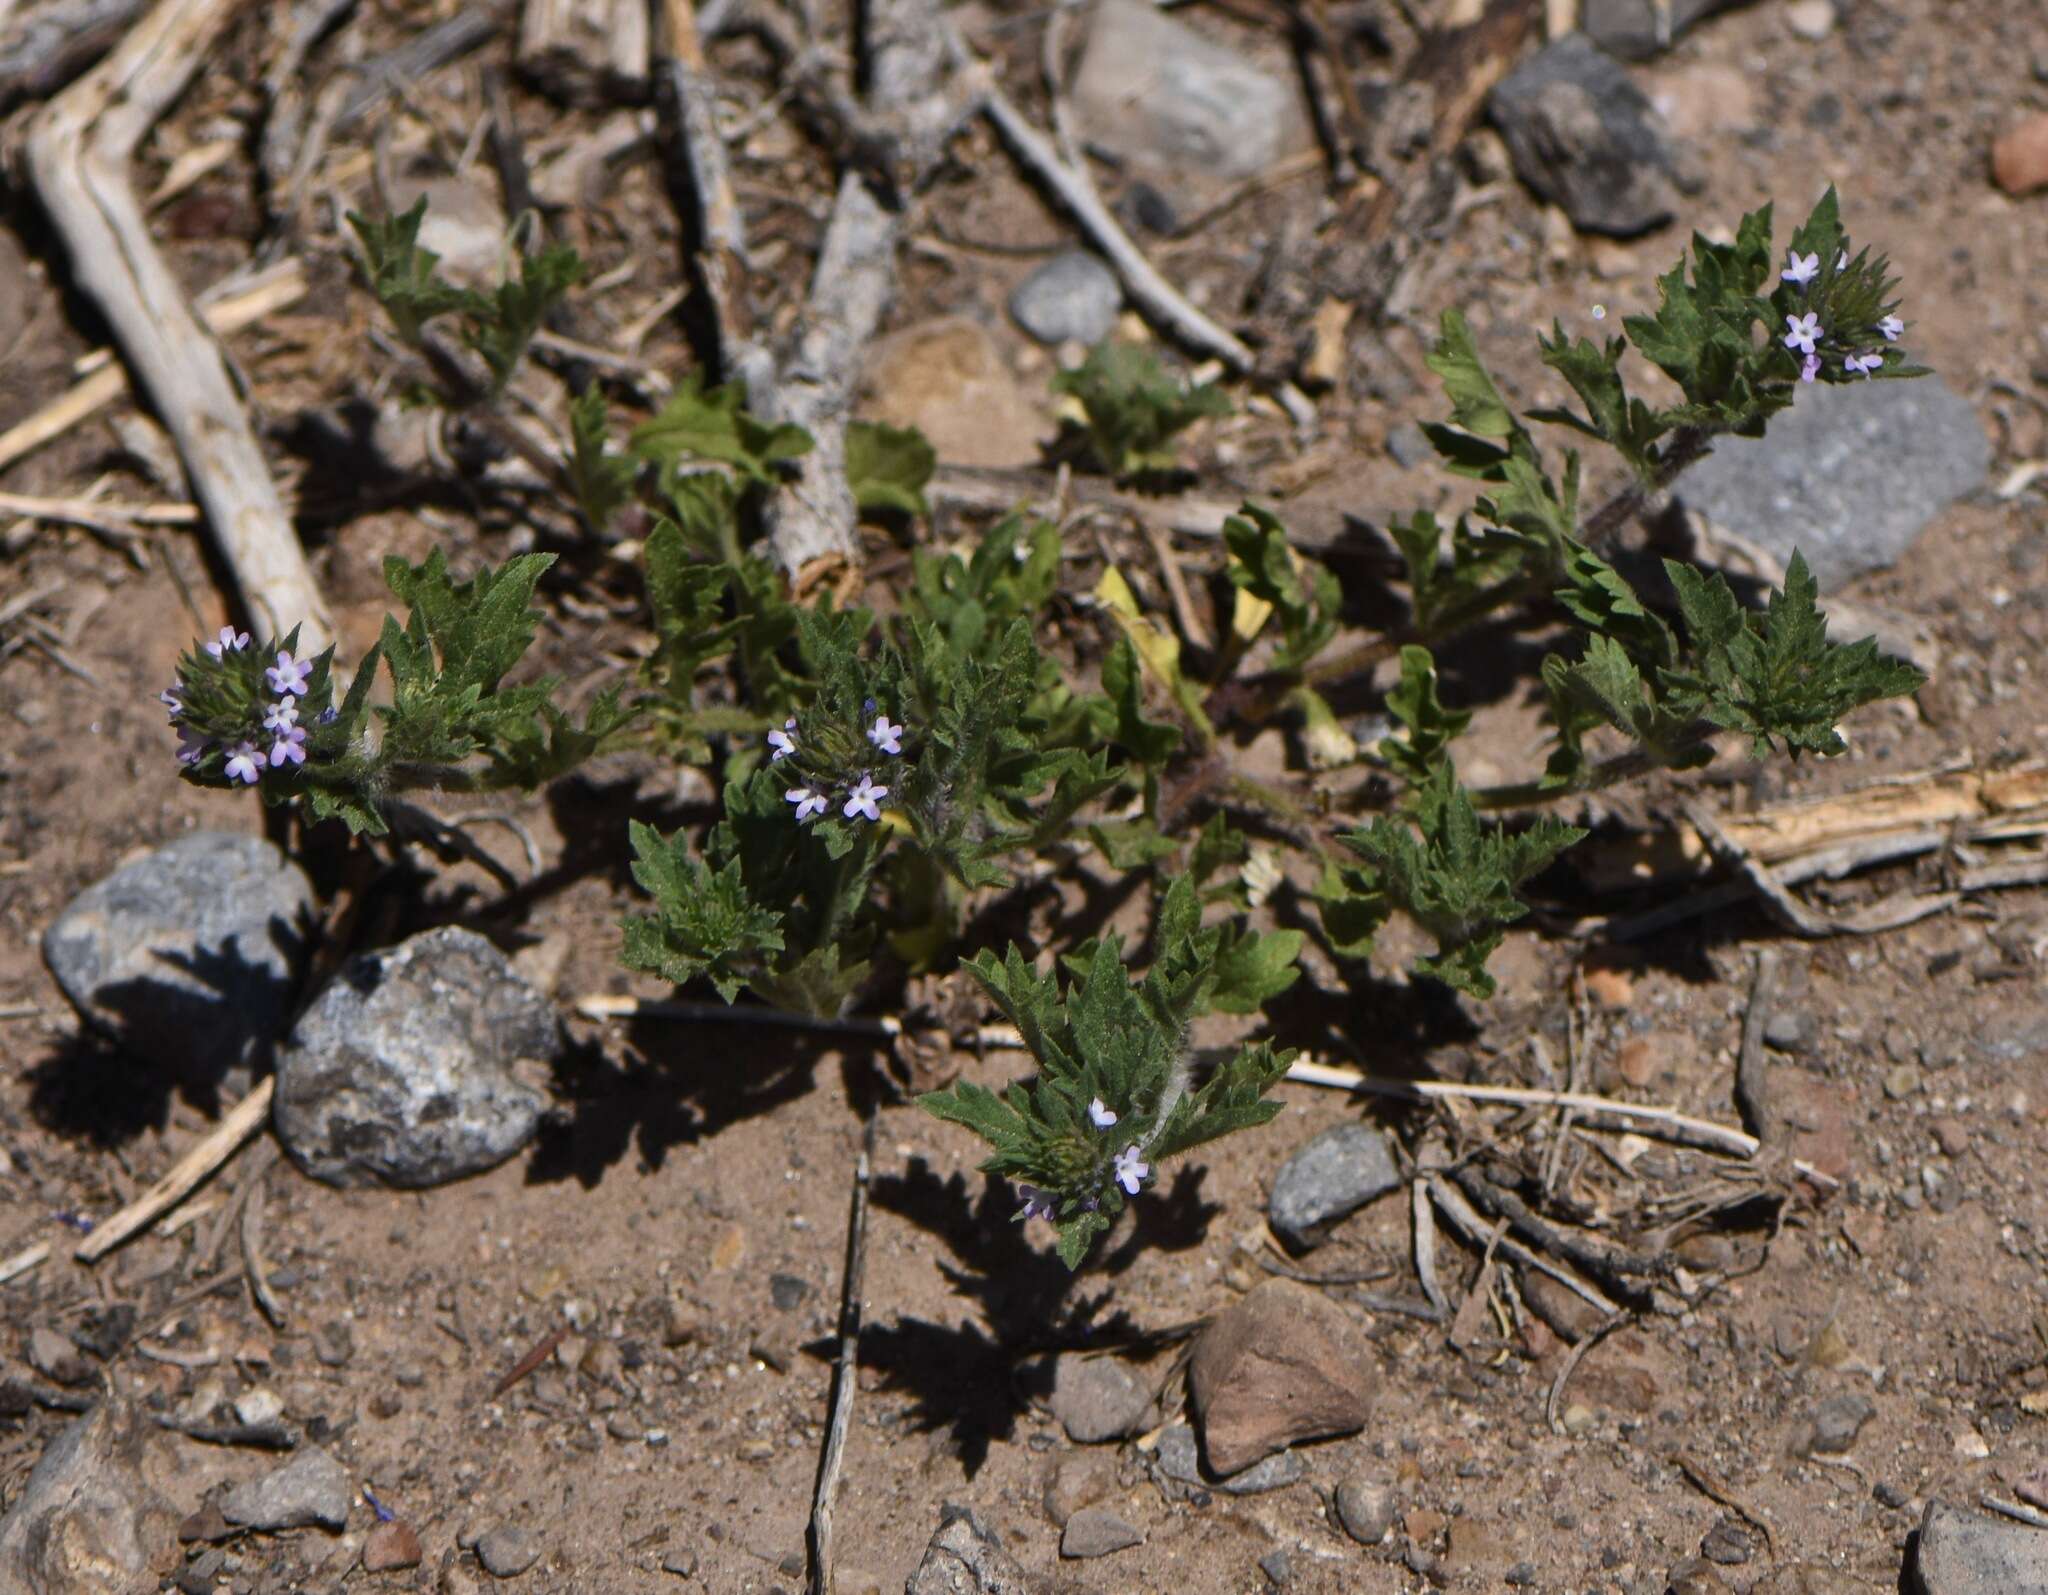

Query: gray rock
1673;374;1989;592
1073;0;1299;191
476;1524;542;1577
1047;1354;1151;1444
220;1446;352;1531
1581;0;1741;60
1764;1008;1819;1053
1153;1425;1304;1494
27;1326;92;1386
1267;1125;1402;1251
905;1507;1036;1594
1805;1392;1875;1454
1334;1476;1395;1544
274;926;555;1188
42;832;313;1082
1059;1507;1143;1559
383;174;507;288
1259;1549;1293;1587
0;1399;179;1594
1009;251;1121;348
1385;423;1431;470
1488;34;1677;237
1915;1500;2048;1594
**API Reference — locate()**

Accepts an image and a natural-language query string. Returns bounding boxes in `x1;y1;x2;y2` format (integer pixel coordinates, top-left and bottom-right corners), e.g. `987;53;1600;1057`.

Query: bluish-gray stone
220;1447;351;1532
42;832;313;1081
1048;1353;1151;1443
1153;1425;1303;1494
1009;251;1121;347
274;926;555;1188
1489;34;1676;236
1915;1500;2048;1594
1581;0;1742;60
1268;1125;1402;1251
1674;373;1989;592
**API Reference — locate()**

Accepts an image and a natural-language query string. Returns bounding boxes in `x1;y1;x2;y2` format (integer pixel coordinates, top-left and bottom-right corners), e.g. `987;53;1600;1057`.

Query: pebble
1916;1499;2048;1592
1042;1452;1116;1526
1805;1392;1875;1455
233;1388;283;1427
905;1508;1030;1595
476;1525;542;1578
660;1545;699;1577
42;832;314;1085
1059;1507;1143;1558
1047;1353;1152;1443
1009;251;1122;348
274;926;556;1188
1676;372;1989;593
767;1274;809;1312
1258;1548;1292;1586
1784;0;1835;41
1992;112;2048;197
1334;1476;1395;1544
1487;34;1677;237
1267;1124;1402;1251
220;1446;352;1531
364;1519;423;1572
1384;423;1431;470
1700;1517;1755;1565
1764;1009;1819;1053
26;1326;91;1386
1154;1424;1304;1494
1580;0;1733;59
383;174;507;288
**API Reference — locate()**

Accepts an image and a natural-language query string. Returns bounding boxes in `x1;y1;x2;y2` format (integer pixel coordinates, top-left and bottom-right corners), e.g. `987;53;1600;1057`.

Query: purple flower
768;718;797;761
1878;314;1903;342
1781;250;1819;288
1088;1097;1118;1129
786;786;828;822
317;705;339;726
1113;1145;1149;1196
843;774;888;824
174;729;208;766
867;714;904;756
266;650;311;697
1017;1185;1055;1222
1799;352;1820;384
1782;312;1822;355
205;626;250;659
223;740;264;785
158;688;182;722
268;724;307;768
1844;351;1883;378
262;699;298;733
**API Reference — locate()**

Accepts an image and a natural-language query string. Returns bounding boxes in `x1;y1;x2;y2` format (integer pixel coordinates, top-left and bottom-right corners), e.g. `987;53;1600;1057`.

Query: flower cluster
773;701;908;827
160;626;332;787
1014;1096;1150;1226
1777;247;1905;384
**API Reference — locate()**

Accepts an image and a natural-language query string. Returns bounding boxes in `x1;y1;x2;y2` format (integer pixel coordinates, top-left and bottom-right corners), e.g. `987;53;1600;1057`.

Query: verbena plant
159;189;1923;1266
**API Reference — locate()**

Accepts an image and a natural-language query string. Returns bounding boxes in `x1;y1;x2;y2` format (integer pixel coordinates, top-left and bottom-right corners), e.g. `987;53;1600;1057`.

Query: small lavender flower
1782;312;1822;355
1799;352;1821;384
768;718;797;761
266;650;312;697
158;687;182;722
205;627;250;659
317;705;339;726
843;774;888;824
1088;1097;1118;1129
1878;314;1904;342
262;699;298;733
867;714;904;756
1844;351;1883;378
1113;1146;1149;1196
223;740;264;785
269;724;308;768
1781;250;1819;288
786;786;829;821
1017;1185;1055;1222
175;728;208;766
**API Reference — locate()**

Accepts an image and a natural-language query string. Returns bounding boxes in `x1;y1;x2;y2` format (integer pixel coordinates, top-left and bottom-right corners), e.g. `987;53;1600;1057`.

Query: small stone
661;1546;699;1577
1504;1563;1538;1586
607;1412;641;1441
1385;423;1431;470
274;926;557;1188
364;1519;423;1572
220;1446;352;1531
1043;1452;1115;1527
42;832;314;1085
767;1274;809;1312
176;1547;226;1595
314;1319;354;1367
1047;1354;1151;1443
905;1508;1031;1595
233;1388;283;1427
1189;1280;1381;1474
1334;1477;1395;1544
1763;1009;1818;1053
1488;35;1677;237
1266;1125;1402;1251
1258;1548;1292;1586
179;1503;234;1543
1700;1517;1755;1565
1784;0;1835;41
662;1300;703;1347
1153;1424;1304;1494
444;1568;484;1595
1581;0;1736;59
1060;1507;1143;1558
580;1339;623;1385
1993;113;2048;197
476;1525;542;1578
1009;251;1121;348
1805;1392;1875;1455
1930;1118;1970;1157
1885;1064;1921;1100
1875;1482;1910;1510
1666;1557;1730;1594
27;1326;92;1386
384;174;507;288
1916;1500;2048;1593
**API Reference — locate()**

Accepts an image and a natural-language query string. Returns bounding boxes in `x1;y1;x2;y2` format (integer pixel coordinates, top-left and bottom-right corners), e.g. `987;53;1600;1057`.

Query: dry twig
1545;1309;1626;1433
806;1113;876;1595
77;1080;275;1263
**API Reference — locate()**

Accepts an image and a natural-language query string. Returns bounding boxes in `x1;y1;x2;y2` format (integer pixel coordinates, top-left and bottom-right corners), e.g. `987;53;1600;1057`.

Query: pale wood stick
239;1144;285;1326
24;0;332;648
0;492;198;533
75;1078;274;1262
805;1112;874;1595
0;1240;51;1287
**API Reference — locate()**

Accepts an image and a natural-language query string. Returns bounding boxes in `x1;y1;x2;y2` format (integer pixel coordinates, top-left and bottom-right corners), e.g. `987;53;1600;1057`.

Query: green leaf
1380;645;1471;786
1208;925;1302;1014
1051;342;1231;478
629;374;814;486
621;820;786;1002
464;242;583;395
1424;310;1517;438
1222;503;1340;674
346;200;470;345
845;420;935;518
566;387;637;534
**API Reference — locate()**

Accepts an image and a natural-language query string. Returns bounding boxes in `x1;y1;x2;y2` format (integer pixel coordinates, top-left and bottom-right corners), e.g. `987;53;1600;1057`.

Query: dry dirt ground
2;0;2047;1591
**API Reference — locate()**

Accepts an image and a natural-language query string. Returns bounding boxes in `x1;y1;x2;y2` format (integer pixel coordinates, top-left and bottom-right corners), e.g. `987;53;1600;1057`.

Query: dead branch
1545;1309;1626;1433
1734;949;1782;1149
76;1080;275;1262
0;0;145;112
805;1113;875;1595
335;1;510;131
520;0;649;102
24;0;332;647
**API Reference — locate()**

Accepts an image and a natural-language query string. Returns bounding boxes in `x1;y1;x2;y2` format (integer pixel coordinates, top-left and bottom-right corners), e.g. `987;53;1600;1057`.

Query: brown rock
1187;1278;1372;1476
0;1399;180;1595
27;1327;92;1387
1992;112;2048;196
1042;1452;1116;1527
860;319;1046;470
364;1519;423;1572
